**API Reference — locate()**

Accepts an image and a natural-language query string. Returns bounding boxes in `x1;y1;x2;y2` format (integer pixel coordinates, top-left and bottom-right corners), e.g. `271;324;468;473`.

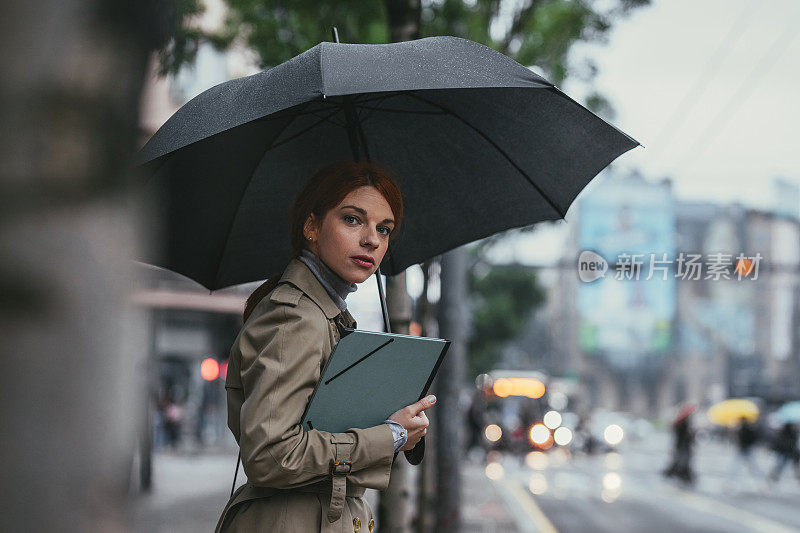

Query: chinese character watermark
577;251;762;282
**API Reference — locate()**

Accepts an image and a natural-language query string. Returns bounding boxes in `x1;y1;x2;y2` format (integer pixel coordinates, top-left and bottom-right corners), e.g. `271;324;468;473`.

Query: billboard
576;175;675;367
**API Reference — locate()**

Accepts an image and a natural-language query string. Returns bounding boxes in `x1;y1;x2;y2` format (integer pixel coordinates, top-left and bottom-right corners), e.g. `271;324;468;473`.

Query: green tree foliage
468;262;545;376
154;0;207;75
160;0;649;86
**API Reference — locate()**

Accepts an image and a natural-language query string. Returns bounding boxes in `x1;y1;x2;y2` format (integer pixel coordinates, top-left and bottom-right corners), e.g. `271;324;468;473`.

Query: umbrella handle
375;267;392;333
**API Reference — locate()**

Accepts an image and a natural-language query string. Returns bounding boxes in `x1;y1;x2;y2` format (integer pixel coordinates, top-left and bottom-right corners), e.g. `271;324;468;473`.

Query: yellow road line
501;478;559;533
674;490;798;533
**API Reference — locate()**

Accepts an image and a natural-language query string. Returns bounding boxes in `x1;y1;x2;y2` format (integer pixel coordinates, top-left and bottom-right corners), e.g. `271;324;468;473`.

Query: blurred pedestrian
767;422;800;485
466;388;486;456
576;414;597;455
663;407;695;485
725;417;761;490
163;398;185;449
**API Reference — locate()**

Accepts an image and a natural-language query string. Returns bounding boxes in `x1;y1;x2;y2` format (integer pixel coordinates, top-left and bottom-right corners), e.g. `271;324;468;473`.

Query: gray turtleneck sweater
298;248;407;452
298;248;357;312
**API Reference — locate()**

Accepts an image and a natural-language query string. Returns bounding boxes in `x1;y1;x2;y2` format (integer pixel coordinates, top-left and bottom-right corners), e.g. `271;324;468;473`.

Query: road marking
674;489;798;533
499;478;559;533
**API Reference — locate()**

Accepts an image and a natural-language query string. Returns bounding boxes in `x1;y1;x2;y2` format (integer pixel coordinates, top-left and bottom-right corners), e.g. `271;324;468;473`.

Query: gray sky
485;0;800;267
567;0;800;206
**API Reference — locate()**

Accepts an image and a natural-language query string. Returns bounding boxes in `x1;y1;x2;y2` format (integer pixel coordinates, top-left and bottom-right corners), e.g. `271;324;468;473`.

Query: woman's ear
303;214;318;242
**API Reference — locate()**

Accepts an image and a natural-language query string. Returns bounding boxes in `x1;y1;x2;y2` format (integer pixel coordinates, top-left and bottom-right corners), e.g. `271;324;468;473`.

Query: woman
216;161;435;533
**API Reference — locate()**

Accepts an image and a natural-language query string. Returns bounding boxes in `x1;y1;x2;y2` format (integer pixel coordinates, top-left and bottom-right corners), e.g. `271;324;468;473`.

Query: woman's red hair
242;161;403;323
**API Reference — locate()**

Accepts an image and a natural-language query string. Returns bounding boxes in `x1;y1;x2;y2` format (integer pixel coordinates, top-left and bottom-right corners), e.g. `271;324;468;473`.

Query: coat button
353;517;361;531
368;518;375;532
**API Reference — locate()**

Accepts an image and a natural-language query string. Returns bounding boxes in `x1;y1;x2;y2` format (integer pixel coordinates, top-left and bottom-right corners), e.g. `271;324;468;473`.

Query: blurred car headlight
604;424;624;446
553;426;573;446
543;410;562;429
530;424;550;445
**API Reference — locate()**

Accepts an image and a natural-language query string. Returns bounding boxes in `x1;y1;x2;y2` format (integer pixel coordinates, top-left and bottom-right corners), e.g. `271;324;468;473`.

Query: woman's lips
352;257;373;268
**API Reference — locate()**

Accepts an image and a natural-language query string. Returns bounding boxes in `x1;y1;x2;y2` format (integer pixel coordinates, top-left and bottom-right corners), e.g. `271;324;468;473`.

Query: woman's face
304;186;396;284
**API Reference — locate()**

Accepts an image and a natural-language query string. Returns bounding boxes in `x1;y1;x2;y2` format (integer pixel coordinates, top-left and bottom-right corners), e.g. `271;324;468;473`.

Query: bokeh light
485;424;502;442
603;472;622;491
530;424;550;445
553;426;573;446
604;424;624;446
548;391;568;410
529;473;548;495
550;448;569;466
601;488;621;503
485;462;504;480
201;358;219;381
604;452;622;470
543;410;562;429
486;450;503;463
492;378;545;398
525;451;549;470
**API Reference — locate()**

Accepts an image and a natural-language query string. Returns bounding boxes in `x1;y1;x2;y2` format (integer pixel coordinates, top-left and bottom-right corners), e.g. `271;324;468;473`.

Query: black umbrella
138;34;638;324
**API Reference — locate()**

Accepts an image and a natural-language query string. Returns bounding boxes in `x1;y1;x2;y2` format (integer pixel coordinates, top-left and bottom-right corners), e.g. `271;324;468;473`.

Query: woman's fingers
406;415;428;431
407;395;437;416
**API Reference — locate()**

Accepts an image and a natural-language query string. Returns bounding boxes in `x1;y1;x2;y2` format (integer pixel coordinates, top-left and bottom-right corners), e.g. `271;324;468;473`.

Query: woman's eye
379;227;391;236
344;215;359;224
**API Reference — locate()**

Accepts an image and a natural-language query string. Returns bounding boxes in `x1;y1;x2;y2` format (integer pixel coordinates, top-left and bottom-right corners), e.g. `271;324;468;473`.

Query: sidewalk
128;452;235;532
128;452;528;532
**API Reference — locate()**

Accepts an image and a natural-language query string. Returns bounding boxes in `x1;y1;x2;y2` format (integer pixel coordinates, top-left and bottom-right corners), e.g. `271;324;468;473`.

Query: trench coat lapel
279;258;358;329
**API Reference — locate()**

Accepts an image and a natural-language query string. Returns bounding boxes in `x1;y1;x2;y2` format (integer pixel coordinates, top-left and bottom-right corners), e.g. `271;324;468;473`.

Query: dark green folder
300;328;451;434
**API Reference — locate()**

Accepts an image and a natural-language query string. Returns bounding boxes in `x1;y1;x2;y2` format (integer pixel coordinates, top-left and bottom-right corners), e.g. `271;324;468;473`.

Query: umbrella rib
305;108;346;128
350;93;396;125
212;101;314;288
354;92;401;105
354;91;439;125
258;102;341;121
266;106;345;152
401;91;567;219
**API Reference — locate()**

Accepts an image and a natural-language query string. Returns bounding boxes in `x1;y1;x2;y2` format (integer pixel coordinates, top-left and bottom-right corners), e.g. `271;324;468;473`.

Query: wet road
483;432;800;533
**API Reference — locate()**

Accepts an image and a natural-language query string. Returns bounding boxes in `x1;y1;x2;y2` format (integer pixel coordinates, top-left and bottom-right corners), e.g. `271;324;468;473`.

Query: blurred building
132;265;253;455
522;172;800;418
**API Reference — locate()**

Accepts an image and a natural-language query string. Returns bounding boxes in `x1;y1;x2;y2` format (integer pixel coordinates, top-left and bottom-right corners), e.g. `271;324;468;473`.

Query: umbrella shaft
343;98;370;162
375;267;392;333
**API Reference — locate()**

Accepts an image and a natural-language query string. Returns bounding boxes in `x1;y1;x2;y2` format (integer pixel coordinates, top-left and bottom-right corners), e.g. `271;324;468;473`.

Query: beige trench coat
216;258;395;533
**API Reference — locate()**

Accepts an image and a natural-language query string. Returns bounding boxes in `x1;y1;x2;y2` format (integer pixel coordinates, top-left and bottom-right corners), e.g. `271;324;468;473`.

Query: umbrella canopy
138;36;638;290
706;399;760;427
674;404;696;425
776;401;800;423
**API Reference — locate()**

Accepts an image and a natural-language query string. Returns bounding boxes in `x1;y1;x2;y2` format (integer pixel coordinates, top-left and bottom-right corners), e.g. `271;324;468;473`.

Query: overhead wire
648;0;759;167
670;10;800;174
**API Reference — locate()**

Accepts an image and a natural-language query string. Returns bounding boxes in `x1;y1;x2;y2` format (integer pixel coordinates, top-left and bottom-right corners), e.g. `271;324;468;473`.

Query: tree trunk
0;0;161;529
435;247;469;532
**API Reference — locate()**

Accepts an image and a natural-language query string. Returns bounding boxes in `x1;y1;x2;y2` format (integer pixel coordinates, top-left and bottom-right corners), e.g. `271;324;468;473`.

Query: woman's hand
389;395;436;451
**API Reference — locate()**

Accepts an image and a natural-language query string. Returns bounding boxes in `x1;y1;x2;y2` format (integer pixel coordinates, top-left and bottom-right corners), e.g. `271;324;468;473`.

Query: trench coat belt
328;433;356;523
214;480;366;533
